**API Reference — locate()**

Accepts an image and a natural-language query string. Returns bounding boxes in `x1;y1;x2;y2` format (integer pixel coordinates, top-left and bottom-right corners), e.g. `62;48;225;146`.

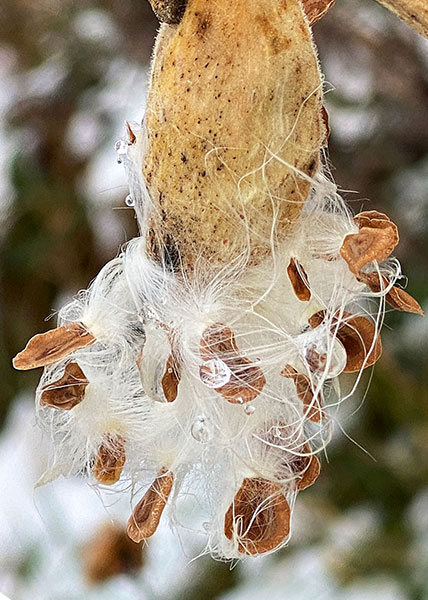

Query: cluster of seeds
12;0;425;559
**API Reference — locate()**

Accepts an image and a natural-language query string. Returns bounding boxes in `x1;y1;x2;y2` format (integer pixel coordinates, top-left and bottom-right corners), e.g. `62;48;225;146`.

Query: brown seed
301;0;336;24
161;354;181;402
321;105;330;145
200;324;266;404
340;223;399;275
148;0;187;24
353;210;392;229
127;470;174;542
224;478;290;555
309;310;382;373
40;362;89;410
281;364;324;422
83;523;143;584
287;258;311;302
359;272;424;316
125;120;136;145
93;434;126;486
13;322;95;371
290;444;321;491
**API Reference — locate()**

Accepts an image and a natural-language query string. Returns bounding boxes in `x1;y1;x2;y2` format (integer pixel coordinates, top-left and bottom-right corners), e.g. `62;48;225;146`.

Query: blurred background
0;0;427;598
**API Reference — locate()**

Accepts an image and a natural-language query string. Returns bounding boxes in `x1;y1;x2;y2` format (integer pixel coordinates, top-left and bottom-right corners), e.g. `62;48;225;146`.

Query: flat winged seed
340;226;399;275
200;324;266;404
40;362;89;410
290;444;321;491
359;272;424;316
281;364;324;422
224;478;290;555
93;434;126;486
127;470;174;543
353;210;392;229
161;354;181;402
287;258;311;301
301;0;336;24
13;322;95;371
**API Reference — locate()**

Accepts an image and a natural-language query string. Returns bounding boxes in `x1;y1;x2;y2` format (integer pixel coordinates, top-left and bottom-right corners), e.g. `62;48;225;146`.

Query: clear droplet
326;338;347;378
244;404;256;415
301;329;347;379
200;358;231;389
191;416;210;443
125;194;135;207
115;139;128;164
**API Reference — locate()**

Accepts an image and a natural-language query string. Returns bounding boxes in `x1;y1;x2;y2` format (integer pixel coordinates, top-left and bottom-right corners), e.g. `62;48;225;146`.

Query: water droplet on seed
125;194;135;207
200;358;231;389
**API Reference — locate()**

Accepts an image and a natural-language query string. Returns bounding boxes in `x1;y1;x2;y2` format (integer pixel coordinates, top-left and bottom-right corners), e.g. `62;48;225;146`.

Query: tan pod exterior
143;0;325;270
375;0;428;38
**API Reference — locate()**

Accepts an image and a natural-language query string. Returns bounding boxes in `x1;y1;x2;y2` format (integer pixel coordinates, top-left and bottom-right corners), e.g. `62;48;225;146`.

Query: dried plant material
83;523;143;584
161;354;181;402
148;0;187;24
127;470;174;542
359;272;424;316
290;444;321;491
340;225;399;275
13;322;95;371
281;364;324;422
321;105;330;144
40;362;89;410
93;434;126;485
309;311;382;373
200;324;266;404
375;0;428;39
144;0;325;270
301;0;336;24
125;120;136;144
287;258;311;301
353;210;392;229
224;478;290;555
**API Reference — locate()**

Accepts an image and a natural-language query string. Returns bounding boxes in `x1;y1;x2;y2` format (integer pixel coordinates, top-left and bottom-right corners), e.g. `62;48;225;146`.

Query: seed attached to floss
40;362;89;410
281;364;324;422
93;434;126;486
224;478;290;555
287;257;311;301
200;324;266;404
13;322;95;371
290;444;321;491
161;354;181;402
127;470;174;543
309;311;382;373
358;272;424;316
340;211;399;275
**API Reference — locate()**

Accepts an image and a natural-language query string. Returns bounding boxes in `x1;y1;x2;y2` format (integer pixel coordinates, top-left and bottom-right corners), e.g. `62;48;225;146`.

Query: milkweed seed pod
13;0;424;560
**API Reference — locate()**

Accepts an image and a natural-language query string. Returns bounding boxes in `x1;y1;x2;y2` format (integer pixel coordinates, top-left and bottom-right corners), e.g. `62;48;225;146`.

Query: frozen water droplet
191;416;210;443
301;328;347;379
115;139;128;164
244;404;256;415
200;358;231;389
125;194;135;207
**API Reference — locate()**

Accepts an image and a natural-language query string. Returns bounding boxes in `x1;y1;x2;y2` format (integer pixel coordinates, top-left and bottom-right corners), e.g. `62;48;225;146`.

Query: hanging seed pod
143;0;326;271
224;478;290;555
287;258;311;301
13;323;95;371
127;470;174;542
93;434;126;485
40;362;89;410
200;324;266;403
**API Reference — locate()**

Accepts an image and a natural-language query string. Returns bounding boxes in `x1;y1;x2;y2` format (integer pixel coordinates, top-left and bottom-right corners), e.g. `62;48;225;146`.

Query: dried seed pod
309;311;382;373
375;0;428;39
290;444;321;491
93;434;126;485
144;0;325;270
281;364;324;422
224;478;290;555
161;354;181;402
40;362;89;410
200;324;266;404
13;322;95;371
301;0;336;24
127;470;174;542
359;272;424;316
148;0;187;24
287;258;311;301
